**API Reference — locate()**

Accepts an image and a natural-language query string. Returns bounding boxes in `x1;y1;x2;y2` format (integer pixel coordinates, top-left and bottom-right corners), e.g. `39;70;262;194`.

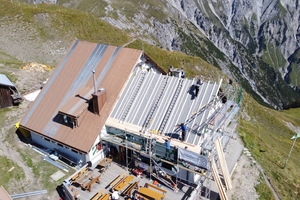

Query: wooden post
283;136;298;169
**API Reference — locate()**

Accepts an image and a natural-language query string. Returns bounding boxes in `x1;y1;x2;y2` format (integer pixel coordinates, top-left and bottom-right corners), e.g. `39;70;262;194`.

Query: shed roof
0;74;15;87
20;40;142;152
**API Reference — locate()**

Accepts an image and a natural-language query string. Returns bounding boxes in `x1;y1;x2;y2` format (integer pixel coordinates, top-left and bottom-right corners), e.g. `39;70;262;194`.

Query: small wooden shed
0;74;22;109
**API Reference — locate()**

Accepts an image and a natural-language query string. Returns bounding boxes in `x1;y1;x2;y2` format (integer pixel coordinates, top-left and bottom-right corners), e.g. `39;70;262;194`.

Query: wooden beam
209;153;228;200
214;138;232;190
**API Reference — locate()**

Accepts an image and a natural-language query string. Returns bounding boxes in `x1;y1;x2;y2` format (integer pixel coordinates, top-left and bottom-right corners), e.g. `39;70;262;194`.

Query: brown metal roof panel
59;46;118;118
40;43;99;137
21;41;143;152
21;41;97;135
58;85;91;118
54;48;143;152
54;111;102;152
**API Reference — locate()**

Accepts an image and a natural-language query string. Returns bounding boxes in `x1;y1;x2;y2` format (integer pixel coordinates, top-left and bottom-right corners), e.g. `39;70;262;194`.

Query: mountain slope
0;0;130;64
51;0;300;109
1;1;300;200
239;93;300;200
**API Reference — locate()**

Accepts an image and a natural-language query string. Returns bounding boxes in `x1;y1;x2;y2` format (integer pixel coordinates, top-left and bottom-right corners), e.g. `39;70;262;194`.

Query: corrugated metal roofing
110;70;221;146
0;74;15;87
20;41;142;152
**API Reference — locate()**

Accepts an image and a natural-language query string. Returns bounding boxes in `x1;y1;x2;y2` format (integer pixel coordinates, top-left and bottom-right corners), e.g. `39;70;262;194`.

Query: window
71;149;78;154
63;115;77;127
44;138;50;142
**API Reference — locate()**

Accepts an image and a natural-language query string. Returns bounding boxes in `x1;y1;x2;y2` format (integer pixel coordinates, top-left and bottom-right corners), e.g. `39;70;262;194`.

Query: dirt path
227;154;260;200
256;164;281;200
0;63;59;199
0;100;36;192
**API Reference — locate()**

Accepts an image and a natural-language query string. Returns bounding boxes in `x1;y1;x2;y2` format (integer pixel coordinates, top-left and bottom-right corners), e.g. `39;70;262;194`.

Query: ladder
120;72;146;121
189;104;221;135
141;76;169;132
174;98;216;133
151;158;179;192
158;79;184;133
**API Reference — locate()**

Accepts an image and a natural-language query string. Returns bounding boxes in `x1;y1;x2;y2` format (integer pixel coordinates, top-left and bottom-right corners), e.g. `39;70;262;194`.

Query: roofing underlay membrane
110;70;221;146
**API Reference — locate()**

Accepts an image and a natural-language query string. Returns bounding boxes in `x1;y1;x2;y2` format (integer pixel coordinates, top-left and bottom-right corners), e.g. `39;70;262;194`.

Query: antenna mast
92;70;97;94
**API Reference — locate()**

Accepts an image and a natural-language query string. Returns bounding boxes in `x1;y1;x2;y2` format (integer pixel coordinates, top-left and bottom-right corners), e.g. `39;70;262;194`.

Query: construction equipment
151;172;179;192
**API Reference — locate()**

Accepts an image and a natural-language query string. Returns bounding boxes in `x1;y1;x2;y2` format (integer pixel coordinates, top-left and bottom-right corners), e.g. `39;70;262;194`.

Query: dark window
71;149;78;154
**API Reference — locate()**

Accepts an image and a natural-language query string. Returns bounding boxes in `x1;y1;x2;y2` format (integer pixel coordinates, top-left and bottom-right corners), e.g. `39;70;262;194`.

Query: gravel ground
227;153;260;200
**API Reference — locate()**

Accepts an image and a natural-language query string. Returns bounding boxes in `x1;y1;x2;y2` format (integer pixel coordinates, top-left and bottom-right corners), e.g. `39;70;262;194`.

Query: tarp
23;90;41;101
178;148;208;169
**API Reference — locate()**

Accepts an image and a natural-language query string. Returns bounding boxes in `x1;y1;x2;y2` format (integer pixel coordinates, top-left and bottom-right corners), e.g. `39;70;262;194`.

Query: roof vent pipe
92;70;97;94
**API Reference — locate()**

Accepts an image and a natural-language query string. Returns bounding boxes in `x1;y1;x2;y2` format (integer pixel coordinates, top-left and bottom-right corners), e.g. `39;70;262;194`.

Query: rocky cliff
169;0;300;109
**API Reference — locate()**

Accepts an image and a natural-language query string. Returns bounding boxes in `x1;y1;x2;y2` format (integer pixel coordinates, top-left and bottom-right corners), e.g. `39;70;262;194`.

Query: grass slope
239;93;300;199
127;39;227;82
1;0;130;45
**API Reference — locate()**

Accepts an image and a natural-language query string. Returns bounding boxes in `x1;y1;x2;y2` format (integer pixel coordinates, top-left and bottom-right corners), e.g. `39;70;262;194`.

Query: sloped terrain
0;1;299;200
48;0;300;109
239;93;300;199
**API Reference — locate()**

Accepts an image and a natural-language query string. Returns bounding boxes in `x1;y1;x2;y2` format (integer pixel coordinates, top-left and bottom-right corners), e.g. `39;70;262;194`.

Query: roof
0;74;15;87
20;40;143;152
0;186;12;200
109;71;221;146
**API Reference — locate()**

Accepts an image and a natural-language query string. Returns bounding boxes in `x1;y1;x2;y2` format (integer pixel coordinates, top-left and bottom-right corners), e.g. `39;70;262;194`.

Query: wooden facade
0;85;13;108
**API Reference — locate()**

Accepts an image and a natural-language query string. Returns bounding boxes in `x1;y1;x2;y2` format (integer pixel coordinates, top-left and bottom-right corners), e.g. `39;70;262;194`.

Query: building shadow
15;129;31;144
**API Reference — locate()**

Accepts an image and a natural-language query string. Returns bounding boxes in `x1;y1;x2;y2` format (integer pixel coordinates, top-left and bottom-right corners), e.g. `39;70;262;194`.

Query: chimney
92;88;107;115
91;70;107;115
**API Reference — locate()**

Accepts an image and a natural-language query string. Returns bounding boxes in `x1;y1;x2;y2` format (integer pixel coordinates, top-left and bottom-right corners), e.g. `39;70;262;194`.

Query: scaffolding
101;82;242;200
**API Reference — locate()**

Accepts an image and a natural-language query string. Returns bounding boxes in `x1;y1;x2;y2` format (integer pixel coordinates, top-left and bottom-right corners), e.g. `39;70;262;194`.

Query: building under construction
20;40;243;200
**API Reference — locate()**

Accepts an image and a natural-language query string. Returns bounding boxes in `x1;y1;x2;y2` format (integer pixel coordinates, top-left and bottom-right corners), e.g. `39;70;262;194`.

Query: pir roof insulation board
20;40;143;153
109;70;221;146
